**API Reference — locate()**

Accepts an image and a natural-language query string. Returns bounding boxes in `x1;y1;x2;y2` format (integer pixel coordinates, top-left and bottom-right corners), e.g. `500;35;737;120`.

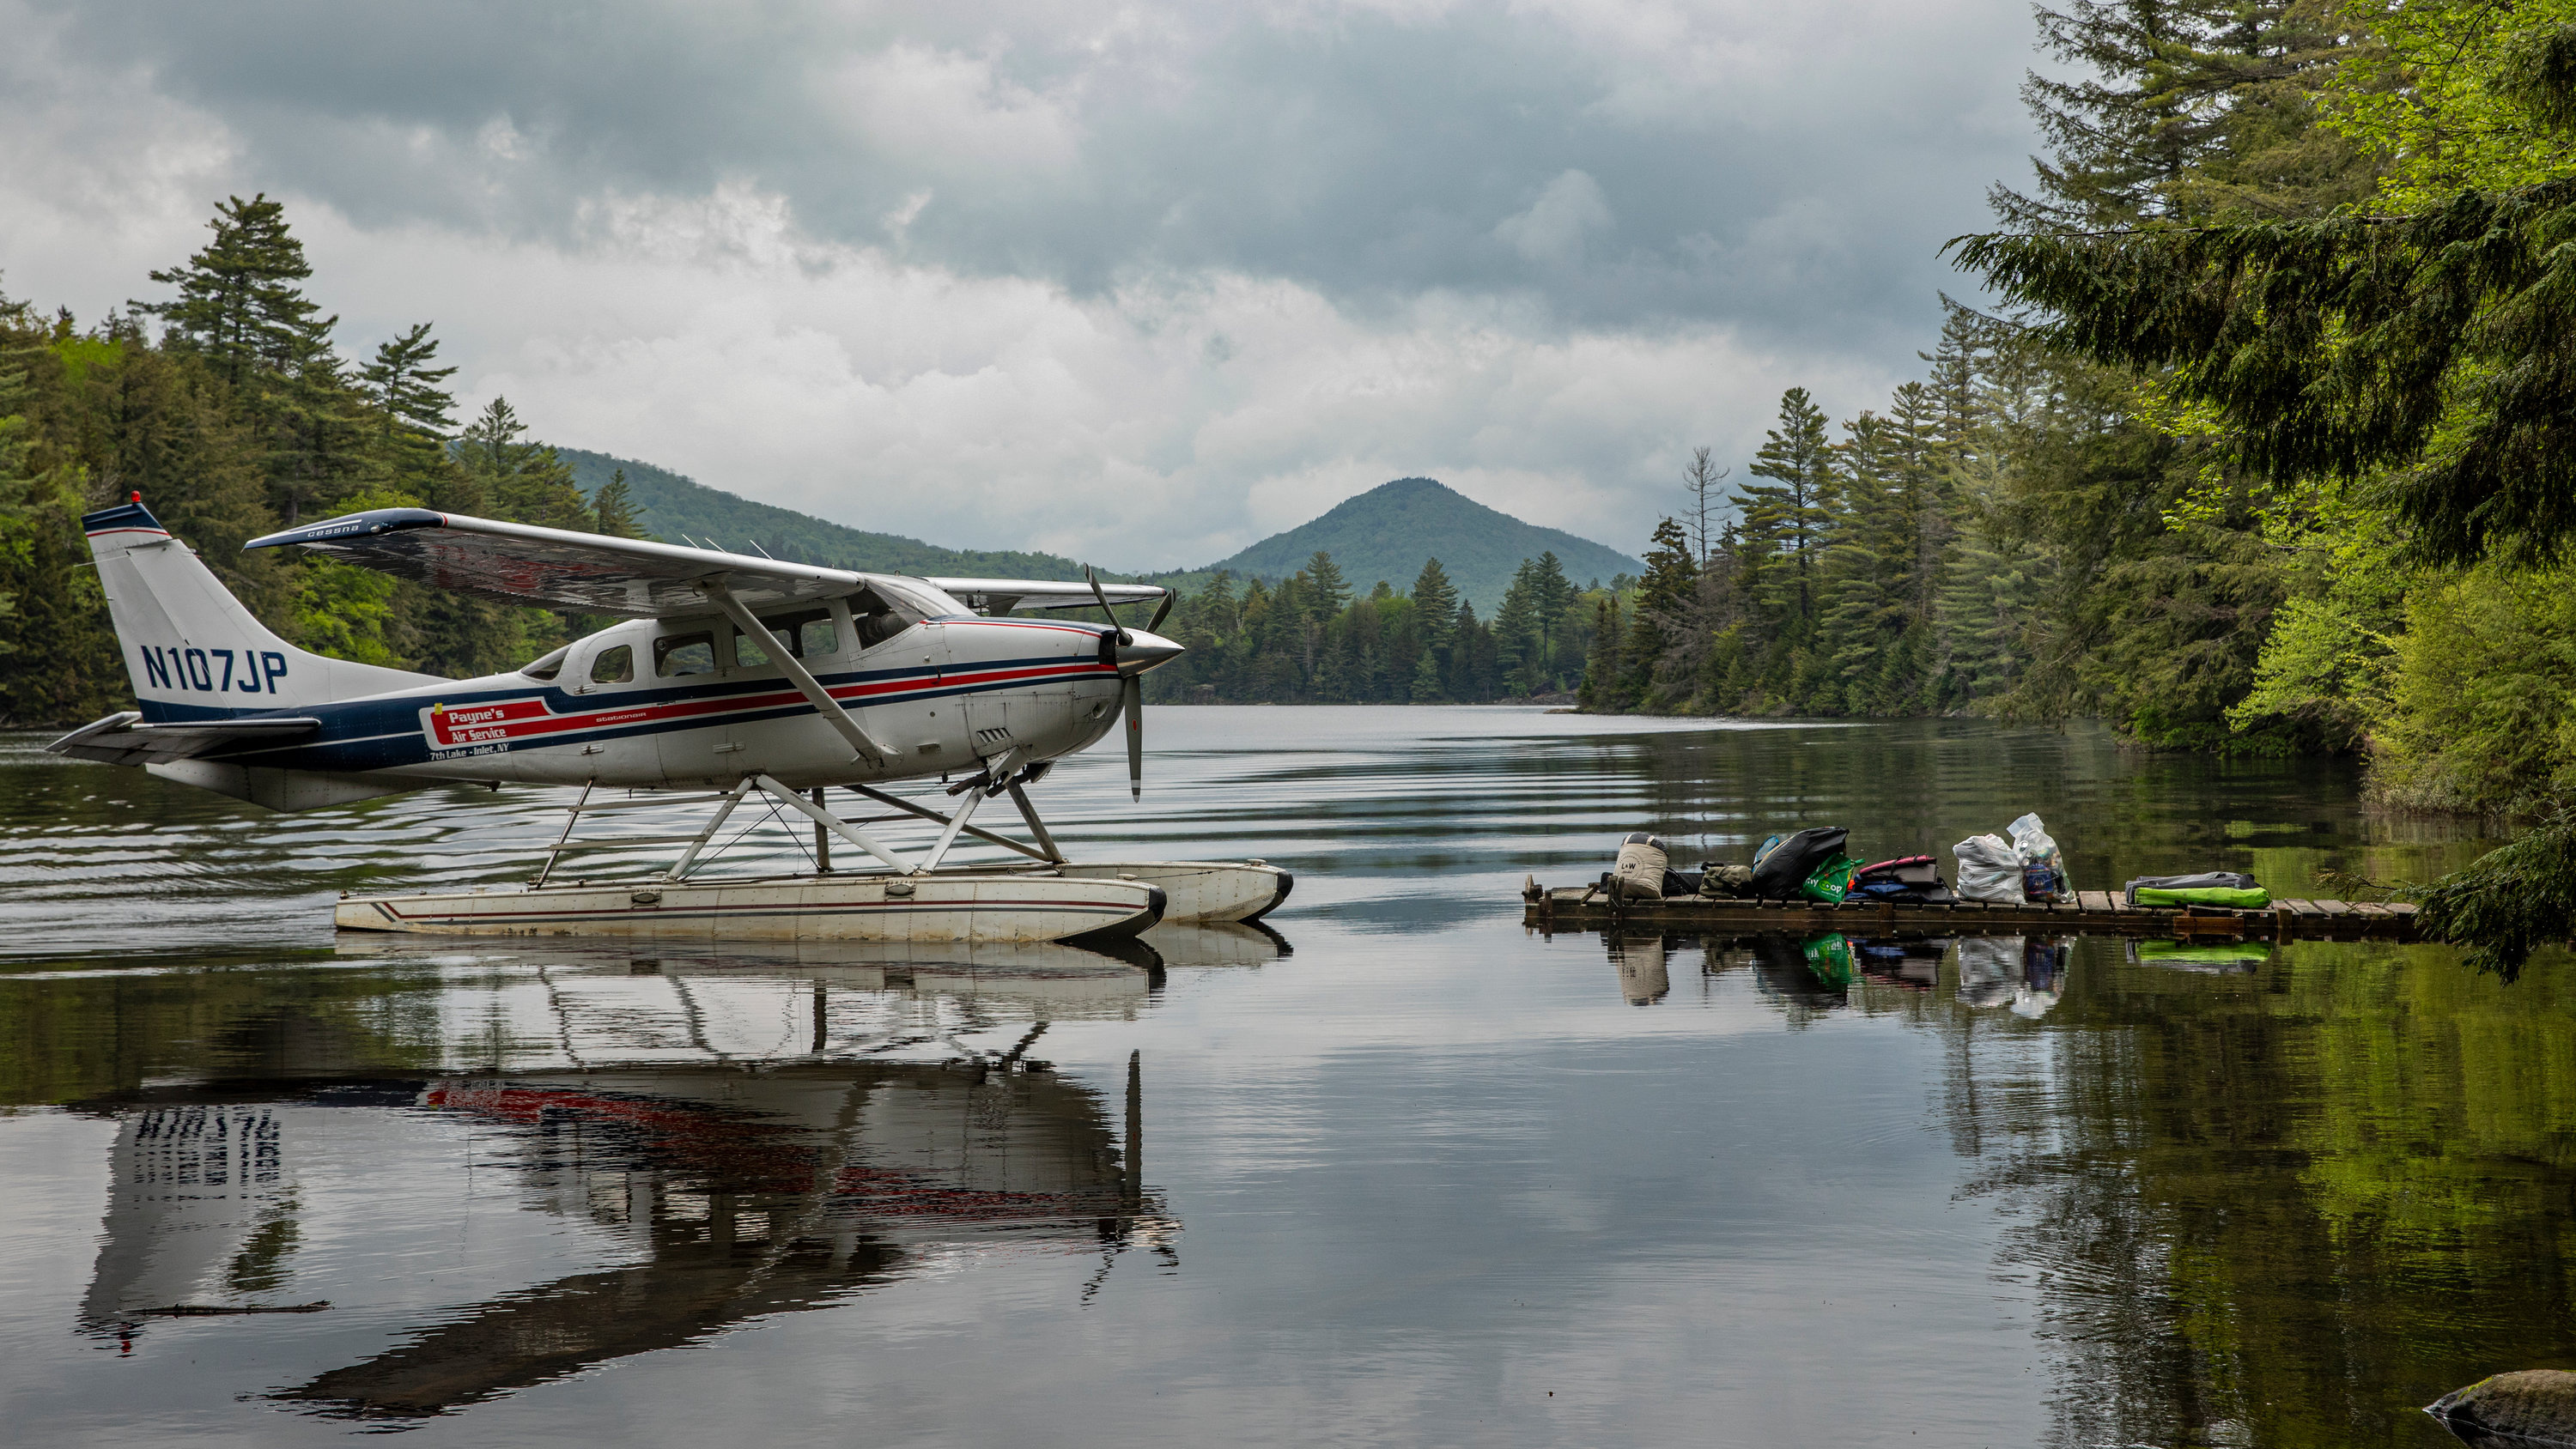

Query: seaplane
47;494;1292;943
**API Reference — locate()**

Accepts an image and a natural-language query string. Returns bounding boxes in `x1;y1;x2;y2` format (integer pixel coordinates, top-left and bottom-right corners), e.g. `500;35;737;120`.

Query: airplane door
878;620;969;772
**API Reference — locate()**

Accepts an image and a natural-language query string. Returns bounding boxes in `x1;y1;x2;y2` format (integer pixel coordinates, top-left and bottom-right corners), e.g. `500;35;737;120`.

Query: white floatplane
48;495;1292;943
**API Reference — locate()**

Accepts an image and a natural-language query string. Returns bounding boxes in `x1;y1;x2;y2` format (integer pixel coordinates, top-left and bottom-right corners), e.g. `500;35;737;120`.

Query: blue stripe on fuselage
175;653;1100;773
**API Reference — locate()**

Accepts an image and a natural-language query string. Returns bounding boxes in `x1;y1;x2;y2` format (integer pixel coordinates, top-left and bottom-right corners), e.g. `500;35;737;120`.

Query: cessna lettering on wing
138;645;289;694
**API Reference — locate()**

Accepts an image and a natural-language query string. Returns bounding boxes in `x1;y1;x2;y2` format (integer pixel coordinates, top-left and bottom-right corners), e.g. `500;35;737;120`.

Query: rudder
82;498;440;719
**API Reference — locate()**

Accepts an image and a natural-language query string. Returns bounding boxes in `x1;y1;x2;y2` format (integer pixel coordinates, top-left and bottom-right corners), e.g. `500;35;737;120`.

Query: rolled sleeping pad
2123;871;2258;905
2132;885;2271;910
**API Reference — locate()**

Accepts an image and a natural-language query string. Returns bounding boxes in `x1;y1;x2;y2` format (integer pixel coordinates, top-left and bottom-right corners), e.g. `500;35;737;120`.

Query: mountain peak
1200;477;1642;613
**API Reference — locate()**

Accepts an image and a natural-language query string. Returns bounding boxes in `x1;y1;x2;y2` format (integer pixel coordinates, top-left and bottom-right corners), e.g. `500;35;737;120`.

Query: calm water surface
1;706;2568;1448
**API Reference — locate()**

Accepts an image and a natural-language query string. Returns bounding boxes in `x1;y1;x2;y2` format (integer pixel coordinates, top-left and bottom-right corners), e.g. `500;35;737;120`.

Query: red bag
1855;855;1939;885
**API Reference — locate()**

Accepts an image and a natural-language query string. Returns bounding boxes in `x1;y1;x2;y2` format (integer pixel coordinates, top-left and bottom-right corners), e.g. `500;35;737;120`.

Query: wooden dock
1522;883;2421;943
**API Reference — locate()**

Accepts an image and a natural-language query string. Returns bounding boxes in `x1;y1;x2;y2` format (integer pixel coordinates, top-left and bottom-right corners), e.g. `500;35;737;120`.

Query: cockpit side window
848;588;914;650
732;608;836;667
653;632;715;678
590;644;635;684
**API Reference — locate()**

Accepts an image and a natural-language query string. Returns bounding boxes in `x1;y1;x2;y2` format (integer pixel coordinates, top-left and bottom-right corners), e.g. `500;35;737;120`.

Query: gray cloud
36;0;2040;345
1;0;2054;568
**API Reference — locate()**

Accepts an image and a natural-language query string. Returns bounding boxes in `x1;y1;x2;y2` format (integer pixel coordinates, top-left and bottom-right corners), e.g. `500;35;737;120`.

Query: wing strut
702;579;899;767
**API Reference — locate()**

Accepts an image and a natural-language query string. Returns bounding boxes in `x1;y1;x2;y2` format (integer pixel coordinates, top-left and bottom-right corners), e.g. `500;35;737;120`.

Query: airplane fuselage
154;608;1127;791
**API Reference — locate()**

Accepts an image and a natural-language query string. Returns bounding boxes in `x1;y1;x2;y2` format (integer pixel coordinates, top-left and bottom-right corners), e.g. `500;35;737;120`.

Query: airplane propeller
1087;568;1176;801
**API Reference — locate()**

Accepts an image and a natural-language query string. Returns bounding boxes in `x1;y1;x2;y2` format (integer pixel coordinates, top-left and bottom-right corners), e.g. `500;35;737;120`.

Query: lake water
1;706;2569;1448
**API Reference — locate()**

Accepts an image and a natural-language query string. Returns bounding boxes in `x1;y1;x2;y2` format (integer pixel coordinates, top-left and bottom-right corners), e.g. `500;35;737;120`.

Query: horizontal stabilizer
246;509;865;618
931;578;1167;614
47;711;321;767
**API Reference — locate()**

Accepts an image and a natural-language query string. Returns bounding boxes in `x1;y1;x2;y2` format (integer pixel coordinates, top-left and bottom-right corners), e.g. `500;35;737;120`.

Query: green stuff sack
1800;933;1856;989
2133;885;2271;910
1801;853;1862;904
2135;940;2270;966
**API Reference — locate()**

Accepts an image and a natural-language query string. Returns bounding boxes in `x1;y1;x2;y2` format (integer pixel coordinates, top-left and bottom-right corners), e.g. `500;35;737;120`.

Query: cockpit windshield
521;646;570;681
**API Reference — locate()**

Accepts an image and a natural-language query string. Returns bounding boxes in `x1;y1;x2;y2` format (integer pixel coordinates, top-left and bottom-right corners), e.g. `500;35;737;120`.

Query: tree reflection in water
1625;927;2576;1448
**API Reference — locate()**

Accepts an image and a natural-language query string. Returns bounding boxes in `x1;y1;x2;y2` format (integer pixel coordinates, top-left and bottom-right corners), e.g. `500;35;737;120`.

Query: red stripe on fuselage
422;660;1113;750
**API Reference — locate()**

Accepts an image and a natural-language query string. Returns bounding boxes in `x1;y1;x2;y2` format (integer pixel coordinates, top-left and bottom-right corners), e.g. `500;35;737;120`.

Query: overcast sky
0;0;2049;571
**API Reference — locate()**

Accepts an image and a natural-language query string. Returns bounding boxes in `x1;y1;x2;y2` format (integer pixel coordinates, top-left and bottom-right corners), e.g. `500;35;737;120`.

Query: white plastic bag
2007;812;2065;900
1953;833;2025;903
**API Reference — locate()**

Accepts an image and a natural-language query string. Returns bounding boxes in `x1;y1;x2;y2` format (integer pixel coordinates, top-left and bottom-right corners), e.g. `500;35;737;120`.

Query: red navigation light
131;491;141;503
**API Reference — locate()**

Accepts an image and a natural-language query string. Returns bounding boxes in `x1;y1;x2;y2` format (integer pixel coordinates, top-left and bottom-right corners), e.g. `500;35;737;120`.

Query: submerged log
2428;1370;2576;1446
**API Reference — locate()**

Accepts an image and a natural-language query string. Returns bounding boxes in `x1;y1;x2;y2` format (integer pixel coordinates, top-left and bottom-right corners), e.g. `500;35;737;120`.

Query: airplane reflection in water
1599;932;2072;1017
70;925;1289;1422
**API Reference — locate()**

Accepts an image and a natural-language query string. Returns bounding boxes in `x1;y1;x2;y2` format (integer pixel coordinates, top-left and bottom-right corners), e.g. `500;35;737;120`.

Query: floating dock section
1522;885;2421;943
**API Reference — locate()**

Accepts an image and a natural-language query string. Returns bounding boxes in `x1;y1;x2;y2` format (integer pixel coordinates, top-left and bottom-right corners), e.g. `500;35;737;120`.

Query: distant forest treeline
1140;549;1624;705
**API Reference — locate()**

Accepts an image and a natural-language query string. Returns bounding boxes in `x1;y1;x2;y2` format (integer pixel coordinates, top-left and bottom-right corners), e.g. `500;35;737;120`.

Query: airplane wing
930;578;1169;615
245;508;865;618
48;711;322;767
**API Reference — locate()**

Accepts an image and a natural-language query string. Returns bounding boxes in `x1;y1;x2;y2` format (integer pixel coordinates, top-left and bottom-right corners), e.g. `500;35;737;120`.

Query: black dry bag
1748;826;1848;900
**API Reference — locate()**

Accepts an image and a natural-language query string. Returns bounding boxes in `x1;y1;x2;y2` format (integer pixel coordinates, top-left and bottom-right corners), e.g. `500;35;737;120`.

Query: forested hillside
1567;0;2576;822
553;447;1097;580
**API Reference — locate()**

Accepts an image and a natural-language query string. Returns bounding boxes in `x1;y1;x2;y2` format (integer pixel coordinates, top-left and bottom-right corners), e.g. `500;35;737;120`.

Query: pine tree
1303;550;1351;619
1625;518;1698;706
459;397;592;531
1410;558;1458;650
1492;562;1540;694
1993;1;2371;231
593;468;647;538
1580;596;1623;711
1529;551;1577;688
1741;387;1836;626
140;195;330;385
360;322;458;494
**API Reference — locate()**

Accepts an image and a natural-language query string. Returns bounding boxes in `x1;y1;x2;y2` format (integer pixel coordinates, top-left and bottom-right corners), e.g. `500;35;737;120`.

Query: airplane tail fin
82;498;440;718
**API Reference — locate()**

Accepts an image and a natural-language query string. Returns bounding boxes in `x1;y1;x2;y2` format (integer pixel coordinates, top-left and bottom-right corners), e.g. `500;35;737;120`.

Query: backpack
1748;827;1848;900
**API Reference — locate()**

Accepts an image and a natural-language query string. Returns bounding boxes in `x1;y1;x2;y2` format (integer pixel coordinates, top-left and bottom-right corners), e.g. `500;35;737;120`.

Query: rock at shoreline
2429;1371;2576;1445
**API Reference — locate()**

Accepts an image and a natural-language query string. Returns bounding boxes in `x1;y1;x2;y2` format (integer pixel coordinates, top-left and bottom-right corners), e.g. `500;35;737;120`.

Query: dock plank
1524;883;2419;940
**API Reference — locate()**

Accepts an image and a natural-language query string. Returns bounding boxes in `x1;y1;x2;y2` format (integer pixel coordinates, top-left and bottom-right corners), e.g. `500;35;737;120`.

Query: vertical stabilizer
82;499;440;720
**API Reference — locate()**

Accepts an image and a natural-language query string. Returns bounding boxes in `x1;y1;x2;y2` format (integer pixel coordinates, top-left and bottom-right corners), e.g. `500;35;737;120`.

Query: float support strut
753;776;915;874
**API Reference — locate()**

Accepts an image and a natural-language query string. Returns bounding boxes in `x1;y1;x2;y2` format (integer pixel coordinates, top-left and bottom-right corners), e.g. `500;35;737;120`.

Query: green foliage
2324;4;2576;204
2411;809;2576;981
1953;177;2576;571
2001;1;2373;229
2366;566;2576;815
592;468;646;539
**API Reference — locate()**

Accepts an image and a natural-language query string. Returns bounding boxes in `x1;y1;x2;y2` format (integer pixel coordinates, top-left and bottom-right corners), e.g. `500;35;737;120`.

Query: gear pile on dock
1526;817;2419;943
